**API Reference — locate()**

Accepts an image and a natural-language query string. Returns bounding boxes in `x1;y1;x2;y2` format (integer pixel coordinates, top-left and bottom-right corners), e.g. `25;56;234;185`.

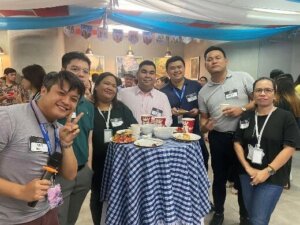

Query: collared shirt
161;78;201;133
0;101;61;224
58;97;94;166
0;83;28;106
118;86;172;126
198;70;254;132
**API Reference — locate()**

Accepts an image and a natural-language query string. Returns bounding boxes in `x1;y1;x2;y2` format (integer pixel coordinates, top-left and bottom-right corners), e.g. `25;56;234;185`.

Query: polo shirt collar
207;70;232;87
32;100;57;127
135;86;154;97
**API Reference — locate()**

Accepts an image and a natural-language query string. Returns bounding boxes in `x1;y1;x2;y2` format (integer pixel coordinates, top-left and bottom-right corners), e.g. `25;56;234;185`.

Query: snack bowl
140;124;156;135
153;127;174;140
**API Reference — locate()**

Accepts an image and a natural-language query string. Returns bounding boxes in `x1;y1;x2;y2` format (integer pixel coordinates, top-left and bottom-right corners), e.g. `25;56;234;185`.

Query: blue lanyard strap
173;85;186;104
30;101;60;155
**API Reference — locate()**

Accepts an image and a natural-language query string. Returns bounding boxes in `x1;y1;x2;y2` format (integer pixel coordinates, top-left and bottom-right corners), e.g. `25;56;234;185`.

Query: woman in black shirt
234;77;300;225
90;72;137;225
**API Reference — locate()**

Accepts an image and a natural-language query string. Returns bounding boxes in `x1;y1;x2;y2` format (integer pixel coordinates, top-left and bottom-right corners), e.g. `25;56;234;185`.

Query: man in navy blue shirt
161;56;209;170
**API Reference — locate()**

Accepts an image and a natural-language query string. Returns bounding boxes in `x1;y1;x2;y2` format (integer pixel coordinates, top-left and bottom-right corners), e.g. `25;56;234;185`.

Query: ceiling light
164;48;172;58
85;43;93;55
253;8;300;15
126;46;134;57
0;47;4;55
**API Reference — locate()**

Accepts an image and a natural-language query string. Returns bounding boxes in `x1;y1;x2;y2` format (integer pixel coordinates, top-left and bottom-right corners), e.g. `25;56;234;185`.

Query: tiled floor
76;152;300;225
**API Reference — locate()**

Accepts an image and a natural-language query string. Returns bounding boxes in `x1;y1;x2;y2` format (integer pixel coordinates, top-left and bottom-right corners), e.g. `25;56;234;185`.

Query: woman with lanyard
90;72;137;225
234;77;300;225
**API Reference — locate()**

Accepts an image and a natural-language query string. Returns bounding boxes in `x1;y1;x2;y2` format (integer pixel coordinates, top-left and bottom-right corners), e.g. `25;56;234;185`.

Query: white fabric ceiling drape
122;0;300;25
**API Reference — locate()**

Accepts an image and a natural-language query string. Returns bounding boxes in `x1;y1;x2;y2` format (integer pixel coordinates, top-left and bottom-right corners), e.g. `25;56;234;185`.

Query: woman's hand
250;169;270;185
245;165;259;178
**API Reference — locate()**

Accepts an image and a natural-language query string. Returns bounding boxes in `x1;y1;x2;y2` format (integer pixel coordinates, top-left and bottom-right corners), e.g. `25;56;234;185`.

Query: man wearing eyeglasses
57;52;94;225
198;46;255;225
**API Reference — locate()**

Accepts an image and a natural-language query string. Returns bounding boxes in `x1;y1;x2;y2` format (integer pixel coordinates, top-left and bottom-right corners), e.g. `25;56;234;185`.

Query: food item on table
182;133;191;141
112;129;135;143
177;108;189;114
176;127;184;133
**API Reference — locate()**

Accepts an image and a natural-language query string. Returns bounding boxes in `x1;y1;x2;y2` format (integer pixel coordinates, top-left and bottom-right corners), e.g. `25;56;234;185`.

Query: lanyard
98;104;112;129
30;101;60;155
254;107;274;148
173;85;186;104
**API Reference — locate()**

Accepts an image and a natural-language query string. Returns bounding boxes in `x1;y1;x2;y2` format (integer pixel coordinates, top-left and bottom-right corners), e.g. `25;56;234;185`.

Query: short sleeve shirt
198;70;254;132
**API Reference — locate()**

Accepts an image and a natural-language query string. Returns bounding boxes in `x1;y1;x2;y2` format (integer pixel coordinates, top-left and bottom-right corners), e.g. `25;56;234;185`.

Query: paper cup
130;124;141;139
154;116;166;127
182;118;195;133
141;115;152;124
220;103;230;112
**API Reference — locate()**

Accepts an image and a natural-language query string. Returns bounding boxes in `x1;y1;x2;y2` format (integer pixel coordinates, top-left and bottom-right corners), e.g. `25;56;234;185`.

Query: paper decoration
97;28;108;41
128;31;139;44
142;31;153;45
112;29;124;43
81;24;93;39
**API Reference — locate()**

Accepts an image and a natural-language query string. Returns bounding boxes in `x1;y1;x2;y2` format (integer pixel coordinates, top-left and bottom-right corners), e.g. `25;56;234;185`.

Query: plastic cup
141;115;152;125
182;118;195;133
154;116;166;127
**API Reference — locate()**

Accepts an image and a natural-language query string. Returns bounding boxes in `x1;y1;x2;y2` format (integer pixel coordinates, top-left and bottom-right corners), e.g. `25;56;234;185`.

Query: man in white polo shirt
118;60;172;126
198;46;254;225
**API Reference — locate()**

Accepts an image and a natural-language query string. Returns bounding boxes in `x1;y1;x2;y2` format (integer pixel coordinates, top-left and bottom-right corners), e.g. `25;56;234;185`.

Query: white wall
8;28;65;73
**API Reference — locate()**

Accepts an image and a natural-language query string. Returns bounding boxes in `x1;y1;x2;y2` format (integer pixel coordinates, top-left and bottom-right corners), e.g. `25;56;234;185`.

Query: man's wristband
61;143;73;149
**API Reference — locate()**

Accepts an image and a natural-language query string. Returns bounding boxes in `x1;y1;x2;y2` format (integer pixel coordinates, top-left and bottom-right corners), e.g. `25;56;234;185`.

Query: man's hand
19;179;51;202
222;106;243;117
204;118;215;131
187;108;199;117
59;112;84;147
171;107;180;116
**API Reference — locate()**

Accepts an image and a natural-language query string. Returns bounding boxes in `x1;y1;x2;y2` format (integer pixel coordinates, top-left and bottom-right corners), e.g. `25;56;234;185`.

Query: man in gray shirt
0;71;85;225
198;46;254;225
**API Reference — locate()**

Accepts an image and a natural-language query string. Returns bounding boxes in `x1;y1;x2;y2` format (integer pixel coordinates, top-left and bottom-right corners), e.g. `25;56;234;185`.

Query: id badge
240;120;249;129
151;107;163;117
104;129;112;143
178;115;183;124
225;89;238;100
252;147;265;165
47;183;63;209
29;136;48;152
247;144;254;160
111;118;123;127
186;93;197;102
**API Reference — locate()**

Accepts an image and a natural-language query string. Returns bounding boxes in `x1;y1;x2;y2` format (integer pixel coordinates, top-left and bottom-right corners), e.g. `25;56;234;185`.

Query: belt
77;165;85;171
211;130;235;135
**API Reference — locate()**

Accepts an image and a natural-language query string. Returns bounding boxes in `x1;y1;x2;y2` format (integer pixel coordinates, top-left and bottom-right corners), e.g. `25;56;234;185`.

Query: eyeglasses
254;88;274;94
68;66;90;76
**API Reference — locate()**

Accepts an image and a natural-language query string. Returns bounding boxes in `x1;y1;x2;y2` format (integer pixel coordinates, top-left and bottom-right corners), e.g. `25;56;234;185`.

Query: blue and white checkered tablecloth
100;139;211;225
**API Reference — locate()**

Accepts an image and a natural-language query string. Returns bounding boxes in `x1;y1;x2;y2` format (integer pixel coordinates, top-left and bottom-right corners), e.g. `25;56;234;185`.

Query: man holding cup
118;60;172;126
198;46;254;225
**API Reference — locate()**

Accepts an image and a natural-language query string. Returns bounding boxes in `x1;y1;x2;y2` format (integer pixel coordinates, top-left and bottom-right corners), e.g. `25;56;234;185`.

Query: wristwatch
267;166;276;175
241;107;247;112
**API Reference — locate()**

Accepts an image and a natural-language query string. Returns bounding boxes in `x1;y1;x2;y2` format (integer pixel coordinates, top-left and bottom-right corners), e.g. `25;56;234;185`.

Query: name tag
29;136;48;152
111;118;124;127
151;107;163;116
240;120;249;129
225;89;238;100
186;93;197;102
104;129;112;143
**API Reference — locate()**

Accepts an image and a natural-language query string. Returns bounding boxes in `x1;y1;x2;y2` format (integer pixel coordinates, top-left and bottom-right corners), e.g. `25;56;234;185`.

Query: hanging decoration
128;30;139;44
64;25;75;37
156;34;167;44
142;31;153;45
97;27;108;41
81;24;93;39
112;29;124;43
